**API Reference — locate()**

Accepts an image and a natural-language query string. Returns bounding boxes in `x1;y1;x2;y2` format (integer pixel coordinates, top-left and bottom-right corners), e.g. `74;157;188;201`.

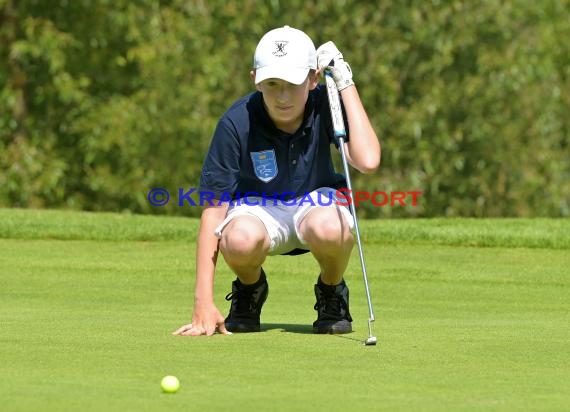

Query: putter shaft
324;70;377;345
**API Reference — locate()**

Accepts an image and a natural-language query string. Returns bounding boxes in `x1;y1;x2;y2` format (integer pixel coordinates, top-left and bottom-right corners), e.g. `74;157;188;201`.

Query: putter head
364;336;377;346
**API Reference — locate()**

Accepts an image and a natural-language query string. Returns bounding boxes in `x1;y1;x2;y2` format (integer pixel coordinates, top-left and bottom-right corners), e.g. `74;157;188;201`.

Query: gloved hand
316;41;354;91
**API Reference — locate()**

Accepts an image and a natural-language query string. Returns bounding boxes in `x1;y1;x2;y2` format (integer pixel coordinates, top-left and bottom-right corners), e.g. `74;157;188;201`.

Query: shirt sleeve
198;117;241;199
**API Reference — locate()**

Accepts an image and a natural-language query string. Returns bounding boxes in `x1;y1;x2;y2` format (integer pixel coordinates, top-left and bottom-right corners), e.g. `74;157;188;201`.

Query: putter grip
325;70;346;139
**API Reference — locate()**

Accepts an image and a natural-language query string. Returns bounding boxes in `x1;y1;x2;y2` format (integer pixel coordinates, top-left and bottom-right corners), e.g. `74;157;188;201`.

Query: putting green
0;209;568;411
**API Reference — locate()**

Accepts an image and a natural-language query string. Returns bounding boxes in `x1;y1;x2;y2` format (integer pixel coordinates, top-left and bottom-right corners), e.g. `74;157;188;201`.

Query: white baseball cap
253;26;317;85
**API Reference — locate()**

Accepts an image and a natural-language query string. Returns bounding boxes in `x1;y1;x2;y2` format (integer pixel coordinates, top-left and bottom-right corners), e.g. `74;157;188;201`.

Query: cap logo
273;41;288;57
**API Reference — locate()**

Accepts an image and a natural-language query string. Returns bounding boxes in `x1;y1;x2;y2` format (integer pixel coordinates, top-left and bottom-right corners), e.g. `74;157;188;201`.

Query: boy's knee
220;217;268;258
302;207;353;246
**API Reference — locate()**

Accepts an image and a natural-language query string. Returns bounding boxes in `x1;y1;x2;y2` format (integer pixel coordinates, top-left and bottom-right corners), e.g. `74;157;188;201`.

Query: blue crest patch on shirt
250;149;278;183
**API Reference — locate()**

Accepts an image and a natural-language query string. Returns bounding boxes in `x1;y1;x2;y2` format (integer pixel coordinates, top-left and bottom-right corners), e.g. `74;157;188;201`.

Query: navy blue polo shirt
199;84;347;200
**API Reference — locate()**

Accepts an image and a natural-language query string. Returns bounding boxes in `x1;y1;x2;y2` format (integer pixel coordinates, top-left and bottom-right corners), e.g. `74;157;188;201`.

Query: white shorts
214;187;354;256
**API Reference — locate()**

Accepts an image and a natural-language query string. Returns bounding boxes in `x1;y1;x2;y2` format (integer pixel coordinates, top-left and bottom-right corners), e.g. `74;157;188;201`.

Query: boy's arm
173;202;230;336
340;85;381;174
317;41;381;174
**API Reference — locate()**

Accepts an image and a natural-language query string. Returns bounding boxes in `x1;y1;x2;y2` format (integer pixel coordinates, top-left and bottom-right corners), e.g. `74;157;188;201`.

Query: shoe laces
314;288;347;316
225;287;260;313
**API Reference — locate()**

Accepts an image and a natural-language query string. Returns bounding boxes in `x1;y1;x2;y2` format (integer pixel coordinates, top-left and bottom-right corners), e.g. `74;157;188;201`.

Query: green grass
1;208;568;411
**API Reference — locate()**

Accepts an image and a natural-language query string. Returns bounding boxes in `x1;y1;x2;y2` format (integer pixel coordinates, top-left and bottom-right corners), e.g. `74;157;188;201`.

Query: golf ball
161;375;180;393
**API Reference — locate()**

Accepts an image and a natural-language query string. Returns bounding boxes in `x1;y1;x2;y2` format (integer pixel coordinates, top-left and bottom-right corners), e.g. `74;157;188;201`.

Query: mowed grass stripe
1;208;568;249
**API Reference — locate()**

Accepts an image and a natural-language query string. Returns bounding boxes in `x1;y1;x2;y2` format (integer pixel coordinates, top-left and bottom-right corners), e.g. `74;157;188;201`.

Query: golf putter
324;69;377;346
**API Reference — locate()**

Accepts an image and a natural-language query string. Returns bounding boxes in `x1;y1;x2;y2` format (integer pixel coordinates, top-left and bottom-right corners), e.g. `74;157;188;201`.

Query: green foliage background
1;0;569;217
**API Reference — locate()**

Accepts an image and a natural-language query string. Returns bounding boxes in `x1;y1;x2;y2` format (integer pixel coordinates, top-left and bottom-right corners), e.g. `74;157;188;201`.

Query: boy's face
252;71;319;133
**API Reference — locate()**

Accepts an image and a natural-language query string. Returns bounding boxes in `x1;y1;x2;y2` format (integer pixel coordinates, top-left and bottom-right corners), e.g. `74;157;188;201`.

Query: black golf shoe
313;277;353;334
224;269;268;333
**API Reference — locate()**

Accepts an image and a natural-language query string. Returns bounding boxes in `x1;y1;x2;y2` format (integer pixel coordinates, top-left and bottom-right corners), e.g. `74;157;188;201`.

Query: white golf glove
316;41;354;91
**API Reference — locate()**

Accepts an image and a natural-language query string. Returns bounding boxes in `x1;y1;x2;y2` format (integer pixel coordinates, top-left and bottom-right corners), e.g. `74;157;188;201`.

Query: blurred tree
0;0;568;217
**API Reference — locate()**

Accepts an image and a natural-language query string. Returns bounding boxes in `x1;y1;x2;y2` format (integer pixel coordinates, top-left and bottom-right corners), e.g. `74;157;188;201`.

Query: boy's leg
219;214;271;284
218;215;271;332
297;206;354;284
297;206;355;334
